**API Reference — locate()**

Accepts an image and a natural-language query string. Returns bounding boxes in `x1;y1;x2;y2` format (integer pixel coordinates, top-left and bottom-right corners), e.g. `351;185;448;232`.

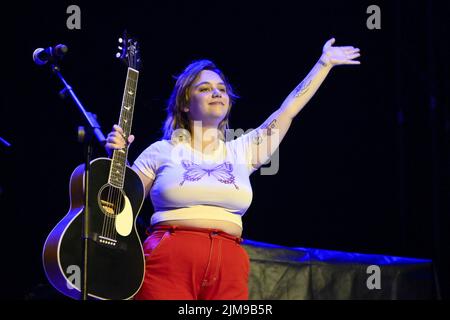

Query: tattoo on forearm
252;119;278;145
252;133;263;145
318;59;328;67
264;119;278;136
293;77;312;97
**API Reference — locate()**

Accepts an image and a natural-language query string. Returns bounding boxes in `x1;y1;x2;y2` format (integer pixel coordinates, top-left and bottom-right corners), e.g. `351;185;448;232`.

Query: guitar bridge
98;235;117;247
91;233;126;251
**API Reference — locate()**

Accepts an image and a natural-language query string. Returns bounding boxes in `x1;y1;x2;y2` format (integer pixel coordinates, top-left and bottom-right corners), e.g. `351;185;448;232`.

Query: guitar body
43;158;145;300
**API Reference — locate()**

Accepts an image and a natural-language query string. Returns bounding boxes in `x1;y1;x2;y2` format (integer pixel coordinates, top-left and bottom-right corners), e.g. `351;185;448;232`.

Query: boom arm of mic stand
51;64;106;146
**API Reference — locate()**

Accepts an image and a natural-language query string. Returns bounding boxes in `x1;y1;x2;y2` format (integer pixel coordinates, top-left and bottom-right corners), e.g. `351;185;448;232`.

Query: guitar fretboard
109;68;139;189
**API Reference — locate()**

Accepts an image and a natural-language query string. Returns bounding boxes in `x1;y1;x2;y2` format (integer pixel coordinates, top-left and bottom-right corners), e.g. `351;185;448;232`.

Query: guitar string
111;81;128;241
107;145;120;239
109;73;134;241
100;65;136;242
103;135;118;239
105;173;114;240
107;71;130;241
112;184;120;240
104;116;122;240
113;74;135;241
101;163;109;239
113;73;137;241
114;183;123;241
110;143;122;240
110;54;128;241
101;180;112;237
98;45;138;243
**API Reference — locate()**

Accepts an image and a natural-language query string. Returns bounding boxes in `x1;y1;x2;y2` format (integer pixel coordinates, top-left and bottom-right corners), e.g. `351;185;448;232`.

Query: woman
105;38;360;299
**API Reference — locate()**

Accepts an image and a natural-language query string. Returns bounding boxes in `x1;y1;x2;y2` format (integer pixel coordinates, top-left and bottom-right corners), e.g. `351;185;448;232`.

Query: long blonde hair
161;59;239;141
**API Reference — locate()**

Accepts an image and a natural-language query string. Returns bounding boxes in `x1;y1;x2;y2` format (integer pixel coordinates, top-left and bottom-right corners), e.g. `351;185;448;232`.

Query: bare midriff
155;219;243;237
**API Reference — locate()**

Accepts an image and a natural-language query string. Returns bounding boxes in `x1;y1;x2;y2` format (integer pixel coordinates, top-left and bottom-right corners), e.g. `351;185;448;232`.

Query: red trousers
134;225;250;300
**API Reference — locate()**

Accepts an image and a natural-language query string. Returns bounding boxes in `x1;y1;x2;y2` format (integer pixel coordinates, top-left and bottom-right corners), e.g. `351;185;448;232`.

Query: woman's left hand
321;38;361;66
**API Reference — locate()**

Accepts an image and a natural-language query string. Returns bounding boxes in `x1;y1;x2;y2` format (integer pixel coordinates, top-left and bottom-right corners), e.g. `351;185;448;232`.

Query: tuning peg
118;38;123;44
115;52;121;58
118;46;123;51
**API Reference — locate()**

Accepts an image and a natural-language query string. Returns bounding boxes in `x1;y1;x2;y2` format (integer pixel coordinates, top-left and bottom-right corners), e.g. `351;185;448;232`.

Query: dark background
1;0;449;299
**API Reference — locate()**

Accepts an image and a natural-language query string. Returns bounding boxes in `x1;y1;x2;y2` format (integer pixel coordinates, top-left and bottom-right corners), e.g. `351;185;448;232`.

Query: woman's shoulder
225;128;258;147
139;138;172;155
150;138;172;148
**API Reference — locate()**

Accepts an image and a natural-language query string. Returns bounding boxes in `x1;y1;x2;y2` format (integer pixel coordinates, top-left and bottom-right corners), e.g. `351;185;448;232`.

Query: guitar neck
109;67;139;188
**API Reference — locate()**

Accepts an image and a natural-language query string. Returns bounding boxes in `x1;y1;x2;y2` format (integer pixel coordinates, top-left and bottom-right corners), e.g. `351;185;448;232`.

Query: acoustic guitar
42;33;145;300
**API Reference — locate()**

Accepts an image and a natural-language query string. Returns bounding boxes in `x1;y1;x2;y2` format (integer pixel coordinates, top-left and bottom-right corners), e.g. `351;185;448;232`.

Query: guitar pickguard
115;194;133;236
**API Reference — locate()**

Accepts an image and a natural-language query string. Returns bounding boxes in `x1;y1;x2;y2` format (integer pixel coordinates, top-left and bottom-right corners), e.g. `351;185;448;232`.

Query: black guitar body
43;158;145;300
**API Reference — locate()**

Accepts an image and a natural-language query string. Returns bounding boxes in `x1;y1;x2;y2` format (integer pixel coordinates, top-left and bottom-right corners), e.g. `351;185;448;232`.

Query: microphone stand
49;61;106;300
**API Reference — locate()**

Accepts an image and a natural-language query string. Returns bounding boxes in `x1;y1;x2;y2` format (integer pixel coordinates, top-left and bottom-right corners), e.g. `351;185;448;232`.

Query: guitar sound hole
98;185;125;217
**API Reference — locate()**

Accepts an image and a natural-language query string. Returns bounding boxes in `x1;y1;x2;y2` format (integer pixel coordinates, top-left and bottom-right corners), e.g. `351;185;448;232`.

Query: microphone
33;44;68;65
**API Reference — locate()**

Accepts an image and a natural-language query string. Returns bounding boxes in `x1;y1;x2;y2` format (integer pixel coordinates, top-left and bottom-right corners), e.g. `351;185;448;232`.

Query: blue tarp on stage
242;239;434;299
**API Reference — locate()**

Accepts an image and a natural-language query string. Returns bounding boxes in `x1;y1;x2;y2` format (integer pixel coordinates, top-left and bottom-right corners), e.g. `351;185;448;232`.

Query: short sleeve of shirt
132;141;162;180
227;129;260;175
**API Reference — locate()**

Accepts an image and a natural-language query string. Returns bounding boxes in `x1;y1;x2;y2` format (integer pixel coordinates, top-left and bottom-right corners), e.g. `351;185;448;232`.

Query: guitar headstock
116;31;142;70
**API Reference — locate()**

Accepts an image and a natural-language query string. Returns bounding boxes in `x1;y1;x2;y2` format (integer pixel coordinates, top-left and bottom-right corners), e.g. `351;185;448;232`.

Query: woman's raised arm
249;38;361;170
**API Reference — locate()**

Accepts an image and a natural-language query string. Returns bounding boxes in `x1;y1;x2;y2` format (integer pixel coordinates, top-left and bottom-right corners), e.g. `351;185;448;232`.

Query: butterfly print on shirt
179;160;239;190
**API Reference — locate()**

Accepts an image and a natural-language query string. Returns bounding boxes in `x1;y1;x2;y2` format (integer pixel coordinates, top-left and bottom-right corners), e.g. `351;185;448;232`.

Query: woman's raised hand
321;38;361;66
105;124;135;157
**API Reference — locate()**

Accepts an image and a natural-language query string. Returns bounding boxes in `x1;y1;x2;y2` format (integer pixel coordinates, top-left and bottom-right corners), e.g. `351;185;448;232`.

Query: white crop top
133;130;260;229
